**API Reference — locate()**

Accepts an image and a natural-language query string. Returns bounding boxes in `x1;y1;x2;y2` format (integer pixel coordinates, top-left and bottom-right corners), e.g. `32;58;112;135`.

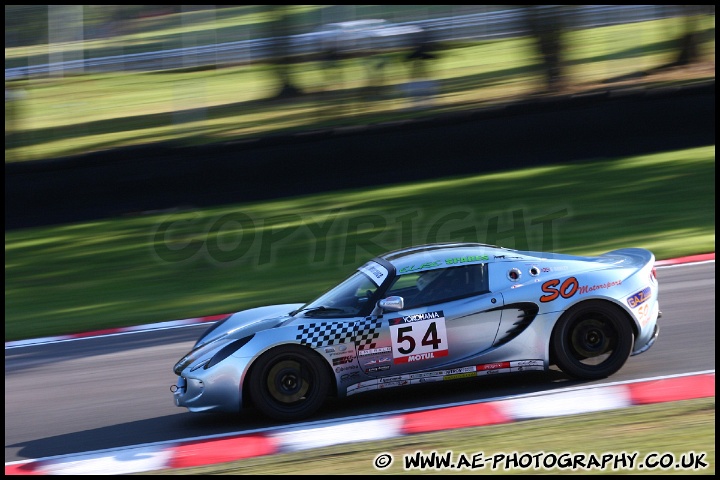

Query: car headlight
204;335;255;370
174;333;230;375
190;359;211;372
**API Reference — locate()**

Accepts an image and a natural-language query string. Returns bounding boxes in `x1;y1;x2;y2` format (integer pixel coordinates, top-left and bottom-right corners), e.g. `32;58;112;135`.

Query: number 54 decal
388;311;449;364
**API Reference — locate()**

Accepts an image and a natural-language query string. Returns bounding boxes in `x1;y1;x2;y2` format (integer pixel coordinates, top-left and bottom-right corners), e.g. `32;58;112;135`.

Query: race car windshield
293;270;380;317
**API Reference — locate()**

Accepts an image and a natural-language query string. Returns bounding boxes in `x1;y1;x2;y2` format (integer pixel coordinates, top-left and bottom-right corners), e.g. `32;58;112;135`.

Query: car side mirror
378;296;404;312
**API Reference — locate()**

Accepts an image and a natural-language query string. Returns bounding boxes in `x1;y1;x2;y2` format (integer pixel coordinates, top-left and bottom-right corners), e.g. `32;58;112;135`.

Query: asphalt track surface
4;260;715;468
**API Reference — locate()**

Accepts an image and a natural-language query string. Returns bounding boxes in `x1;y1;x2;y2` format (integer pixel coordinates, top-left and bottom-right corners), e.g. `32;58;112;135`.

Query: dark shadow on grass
568;28;714;66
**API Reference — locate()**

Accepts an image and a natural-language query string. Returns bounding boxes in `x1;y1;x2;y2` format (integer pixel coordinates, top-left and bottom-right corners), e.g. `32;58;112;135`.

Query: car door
358;264;504;377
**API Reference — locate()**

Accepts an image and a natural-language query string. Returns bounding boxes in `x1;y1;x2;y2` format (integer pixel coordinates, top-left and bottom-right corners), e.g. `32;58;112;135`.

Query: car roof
378;243;537;273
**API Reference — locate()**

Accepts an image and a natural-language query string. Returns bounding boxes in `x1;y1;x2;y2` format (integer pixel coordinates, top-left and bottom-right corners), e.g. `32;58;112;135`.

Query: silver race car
172;243;660;421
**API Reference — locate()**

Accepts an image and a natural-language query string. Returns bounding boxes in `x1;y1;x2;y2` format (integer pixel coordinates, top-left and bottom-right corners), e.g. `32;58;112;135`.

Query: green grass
141;397;715;475
4;146;715;342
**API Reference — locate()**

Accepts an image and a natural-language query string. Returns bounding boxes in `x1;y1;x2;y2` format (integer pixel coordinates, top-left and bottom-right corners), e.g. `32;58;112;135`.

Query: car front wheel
552;301;634;380
249;345;330;421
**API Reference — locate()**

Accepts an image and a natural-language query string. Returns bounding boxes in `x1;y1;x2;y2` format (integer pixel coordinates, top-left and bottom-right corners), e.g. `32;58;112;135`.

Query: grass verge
143;397;715;475
4;146;715;341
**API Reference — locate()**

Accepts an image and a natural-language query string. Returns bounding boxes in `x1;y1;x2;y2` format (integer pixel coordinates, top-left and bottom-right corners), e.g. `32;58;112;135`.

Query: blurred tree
404;28;440;108
266;5;303;99
673;5;712;66
406;29;438;81
522;5;566;92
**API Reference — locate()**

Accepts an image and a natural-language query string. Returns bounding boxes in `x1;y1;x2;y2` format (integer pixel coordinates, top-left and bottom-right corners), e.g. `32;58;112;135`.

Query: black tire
248;344;330;421
551;301;634;380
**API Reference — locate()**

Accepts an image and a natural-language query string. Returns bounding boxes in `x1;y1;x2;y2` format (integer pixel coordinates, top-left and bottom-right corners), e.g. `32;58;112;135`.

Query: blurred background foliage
5;5;715;163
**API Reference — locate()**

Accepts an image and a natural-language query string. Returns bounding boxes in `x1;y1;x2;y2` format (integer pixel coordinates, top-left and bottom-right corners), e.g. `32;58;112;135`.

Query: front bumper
171;359;248;413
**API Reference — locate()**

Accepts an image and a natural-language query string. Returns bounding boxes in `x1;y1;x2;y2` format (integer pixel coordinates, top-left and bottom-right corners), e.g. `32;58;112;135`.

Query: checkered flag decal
296;322;355;348
355;317;382;350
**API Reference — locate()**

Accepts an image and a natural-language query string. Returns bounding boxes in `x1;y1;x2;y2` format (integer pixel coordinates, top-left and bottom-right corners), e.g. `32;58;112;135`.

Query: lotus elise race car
172;243;660;421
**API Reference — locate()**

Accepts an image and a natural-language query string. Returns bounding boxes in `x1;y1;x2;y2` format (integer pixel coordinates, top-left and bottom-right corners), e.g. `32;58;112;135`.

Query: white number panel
388;310;449;364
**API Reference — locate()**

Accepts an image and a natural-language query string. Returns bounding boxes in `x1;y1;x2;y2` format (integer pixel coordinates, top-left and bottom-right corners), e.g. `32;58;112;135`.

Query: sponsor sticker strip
346;360;544;395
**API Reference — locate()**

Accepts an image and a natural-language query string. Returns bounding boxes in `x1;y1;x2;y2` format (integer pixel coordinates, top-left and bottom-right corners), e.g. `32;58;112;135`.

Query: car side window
386;264;489;309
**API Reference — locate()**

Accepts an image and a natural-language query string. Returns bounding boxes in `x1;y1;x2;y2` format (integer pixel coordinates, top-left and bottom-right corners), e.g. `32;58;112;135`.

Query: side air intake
493;303;539;347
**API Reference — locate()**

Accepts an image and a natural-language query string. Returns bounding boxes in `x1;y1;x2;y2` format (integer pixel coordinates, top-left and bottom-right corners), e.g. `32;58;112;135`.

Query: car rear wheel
552;301;634;380
249;345;329;421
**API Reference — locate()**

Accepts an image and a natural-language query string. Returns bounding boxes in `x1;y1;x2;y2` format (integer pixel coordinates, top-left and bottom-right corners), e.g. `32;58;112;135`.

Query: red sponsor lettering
394;349;449;364
540;277;579;303
478;361;511;371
